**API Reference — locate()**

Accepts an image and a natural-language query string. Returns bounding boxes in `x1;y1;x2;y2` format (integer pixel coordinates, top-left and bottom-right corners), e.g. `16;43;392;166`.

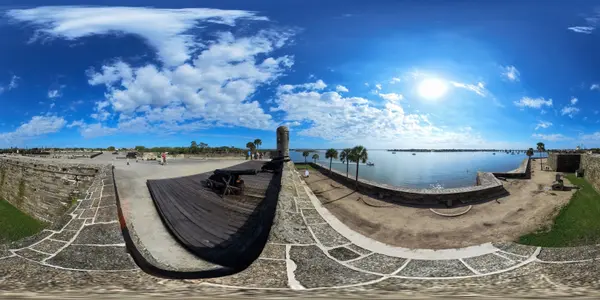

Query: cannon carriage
204;169;260;197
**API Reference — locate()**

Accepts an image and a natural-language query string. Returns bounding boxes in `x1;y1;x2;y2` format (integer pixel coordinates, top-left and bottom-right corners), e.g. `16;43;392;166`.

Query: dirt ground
303;159;576;249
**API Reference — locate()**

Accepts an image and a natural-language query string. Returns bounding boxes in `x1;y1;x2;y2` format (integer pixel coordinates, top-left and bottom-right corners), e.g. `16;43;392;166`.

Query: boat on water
366;161;375;166
412;153;416;155
493;153;496;155
392;151;396;154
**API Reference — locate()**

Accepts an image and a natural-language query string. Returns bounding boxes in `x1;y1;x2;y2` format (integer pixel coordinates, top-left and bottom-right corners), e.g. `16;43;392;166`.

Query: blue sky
1;1;600;150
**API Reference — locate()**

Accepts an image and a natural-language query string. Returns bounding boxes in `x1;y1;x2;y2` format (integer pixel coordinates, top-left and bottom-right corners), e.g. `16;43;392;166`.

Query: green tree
134;145;146;152
254;139;262;150
302;151;310;163
107;146;116;151
325;148;339;175
246;142;256;160
190;141;198;154
312;153;319;163
349;146;368;190
339;148;352;178
537;142;546;170
526;147;534;158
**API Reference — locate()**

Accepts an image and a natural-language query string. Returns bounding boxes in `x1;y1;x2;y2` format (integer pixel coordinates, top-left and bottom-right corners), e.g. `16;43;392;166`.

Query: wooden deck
147;160;281;269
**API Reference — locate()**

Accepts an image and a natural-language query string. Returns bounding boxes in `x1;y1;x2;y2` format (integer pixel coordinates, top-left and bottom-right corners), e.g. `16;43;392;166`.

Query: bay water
290;150;543;189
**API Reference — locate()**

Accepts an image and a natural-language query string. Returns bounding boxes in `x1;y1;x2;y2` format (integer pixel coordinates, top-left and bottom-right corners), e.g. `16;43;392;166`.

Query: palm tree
246;142;256;160
339;148;351;178
254;139;262;150
325;148;339;175
536;142;545;170
526;147;534;158
349;146;368;190
312;153;319;163
302;151;310;163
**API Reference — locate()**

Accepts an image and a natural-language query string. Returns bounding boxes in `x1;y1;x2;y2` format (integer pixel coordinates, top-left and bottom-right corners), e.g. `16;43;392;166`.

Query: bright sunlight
417;78;448;99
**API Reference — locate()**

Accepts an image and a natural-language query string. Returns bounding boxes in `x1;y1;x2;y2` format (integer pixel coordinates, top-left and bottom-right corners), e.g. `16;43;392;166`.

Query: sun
417;78;448;100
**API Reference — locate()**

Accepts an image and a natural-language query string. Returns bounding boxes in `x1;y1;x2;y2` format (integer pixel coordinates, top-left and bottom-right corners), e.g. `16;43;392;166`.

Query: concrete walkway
113;157;247;272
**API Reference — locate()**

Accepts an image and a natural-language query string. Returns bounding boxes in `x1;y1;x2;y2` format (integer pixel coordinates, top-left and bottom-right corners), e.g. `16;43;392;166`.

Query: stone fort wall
301;162;507;207
0;157;99;222
547;153;581;172
581;154;600;193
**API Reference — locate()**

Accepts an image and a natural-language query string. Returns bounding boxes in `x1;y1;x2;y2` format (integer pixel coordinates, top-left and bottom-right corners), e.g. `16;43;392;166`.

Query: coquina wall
301;162;507;207
0;157;99;222
581;154;600;193
547;153;581;172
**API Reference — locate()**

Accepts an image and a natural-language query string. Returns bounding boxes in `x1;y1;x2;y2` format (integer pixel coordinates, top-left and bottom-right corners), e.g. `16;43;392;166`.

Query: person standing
161;152;166;165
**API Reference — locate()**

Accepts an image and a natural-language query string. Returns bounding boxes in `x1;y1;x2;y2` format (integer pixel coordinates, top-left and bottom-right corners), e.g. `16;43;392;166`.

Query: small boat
366;161;375;166
412;153;416;155
493;153;496;155
392;151;396;154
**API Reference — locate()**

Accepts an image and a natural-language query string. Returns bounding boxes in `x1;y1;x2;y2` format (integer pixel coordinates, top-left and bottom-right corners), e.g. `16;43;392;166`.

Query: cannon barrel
213;169;259;176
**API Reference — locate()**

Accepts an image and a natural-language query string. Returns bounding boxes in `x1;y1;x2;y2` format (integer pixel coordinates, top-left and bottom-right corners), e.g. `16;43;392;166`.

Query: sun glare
417;78;448;99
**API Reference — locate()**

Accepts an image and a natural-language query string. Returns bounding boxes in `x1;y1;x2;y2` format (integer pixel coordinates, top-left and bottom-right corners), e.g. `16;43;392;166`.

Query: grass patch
296;164;317;171
518;174;600;247
0;199;46;243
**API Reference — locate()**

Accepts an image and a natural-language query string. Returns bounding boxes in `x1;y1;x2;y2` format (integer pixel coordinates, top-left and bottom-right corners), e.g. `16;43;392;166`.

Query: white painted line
493;251;516;264
459;258;482;275
285;244;305;290
390;259;412;275
302;183;499;260
536;258;597;264
26;248;53;256
0;255;15;260
345;252;374;263
71;243;126;247
85;220;118;225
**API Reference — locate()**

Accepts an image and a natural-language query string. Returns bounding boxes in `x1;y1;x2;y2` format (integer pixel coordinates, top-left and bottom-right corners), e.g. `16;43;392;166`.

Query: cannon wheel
206;180;213;188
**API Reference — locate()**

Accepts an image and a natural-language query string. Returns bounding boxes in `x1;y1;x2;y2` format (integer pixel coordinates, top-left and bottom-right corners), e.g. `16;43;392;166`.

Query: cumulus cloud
375;83;382;90
513;97;553;109
591;84;600;90
48;89;61;99
8;75;19;90
273;79;488;148
535;121;552;130
0;116;66;146
378;92;403;102
561;106;580;118
502;65;520;82
389;77;401;84
335;85;349;93
531;133;571;142
6;6;268;67
570;97;578;105
582;132;600;141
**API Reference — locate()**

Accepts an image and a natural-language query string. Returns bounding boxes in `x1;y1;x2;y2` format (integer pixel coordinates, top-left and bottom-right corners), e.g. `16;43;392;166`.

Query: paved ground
1;156;600;298
303;159;575;249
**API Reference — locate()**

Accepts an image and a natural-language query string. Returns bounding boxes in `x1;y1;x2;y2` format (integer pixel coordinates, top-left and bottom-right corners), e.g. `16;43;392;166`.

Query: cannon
205;169;259;197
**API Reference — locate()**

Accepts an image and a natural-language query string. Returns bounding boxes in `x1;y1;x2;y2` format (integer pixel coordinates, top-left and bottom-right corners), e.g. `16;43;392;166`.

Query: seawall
547;153;581;172
299;162;507;207
0;156;99;222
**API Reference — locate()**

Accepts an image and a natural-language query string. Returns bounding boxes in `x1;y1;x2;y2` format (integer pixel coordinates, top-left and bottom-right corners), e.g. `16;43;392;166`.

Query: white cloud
591;84;600;90
335;85;349;93
595;110;599;115
389;77;401;84
567;26;595;34
451;81;487;97
378;92;403;102
81;28;294;134
582;132;600;141
8;75;19;90
561;106;580;118
364;82;369;87
48;89;61;99
273;79;492;148
7;6;268;67
67;119;85;128
513;97;553;109
570;97;578;105
535;121;552;130
502;66;520;82
49;103;55;109
375;83;382;90
0;115;66;146
531;133;572;142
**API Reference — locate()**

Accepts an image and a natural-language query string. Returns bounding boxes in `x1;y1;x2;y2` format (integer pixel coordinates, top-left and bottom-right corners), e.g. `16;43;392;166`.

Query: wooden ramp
147;161;281;269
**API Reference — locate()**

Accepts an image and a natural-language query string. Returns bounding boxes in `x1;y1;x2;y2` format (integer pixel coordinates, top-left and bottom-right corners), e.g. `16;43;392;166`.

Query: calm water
290;150;543;189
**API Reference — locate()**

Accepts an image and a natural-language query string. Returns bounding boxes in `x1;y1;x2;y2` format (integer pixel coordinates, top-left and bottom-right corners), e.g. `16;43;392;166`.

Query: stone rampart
0;157;99;222
492;158;531;179
581;154;600;193
301;162;507;207
547;153;581;172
